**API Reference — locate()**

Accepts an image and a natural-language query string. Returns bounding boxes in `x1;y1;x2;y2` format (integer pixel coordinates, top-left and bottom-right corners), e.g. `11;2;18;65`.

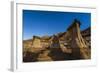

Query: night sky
23;10;91;40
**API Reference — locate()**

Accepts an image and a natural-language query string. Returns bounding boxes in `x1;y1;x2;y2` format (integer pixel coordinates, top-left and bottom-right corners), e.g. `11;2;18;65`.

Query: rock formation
66;19;90;59
32;36;42;48
23;19;91;62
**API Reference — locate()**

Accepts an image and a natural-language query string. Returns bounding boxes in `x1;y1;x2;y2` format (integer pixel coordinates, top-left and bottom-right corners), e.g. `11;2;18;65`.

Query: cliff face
23;19;91;62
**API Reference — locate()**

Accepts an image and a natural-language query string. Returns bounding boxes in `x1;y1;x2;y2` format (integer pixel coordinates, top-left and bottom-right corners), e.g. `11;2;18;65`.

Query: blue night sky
23;10;91;40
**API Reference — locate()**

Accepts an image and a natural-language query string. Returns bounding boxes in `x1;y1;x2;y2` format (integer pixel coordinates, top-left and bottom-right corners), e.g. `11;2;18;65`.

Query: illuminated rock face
67;20;82;59
32;36;42;48
67;19;90;59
